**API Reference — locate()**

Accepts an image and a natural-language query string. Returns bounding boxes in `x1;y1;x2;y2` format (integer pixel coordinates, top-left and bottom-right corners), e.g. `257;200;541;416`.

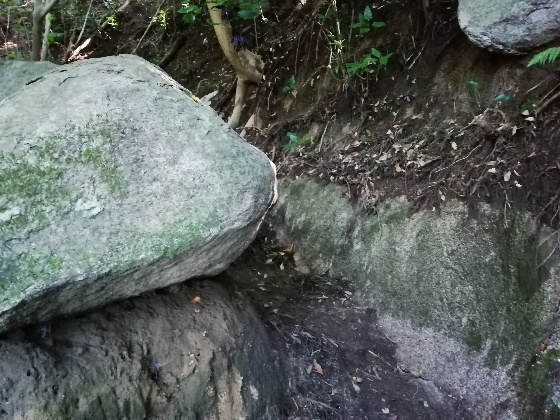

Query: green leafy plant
344;48;392;76
283;132;310;151
349;5;385;34
527;47;560;67
315;3;391;83
153;8;168;29
179;0;263;23
282;75;296;93
7;51;24;60
178;3;203;24
46;31;64;45
237;0;262;20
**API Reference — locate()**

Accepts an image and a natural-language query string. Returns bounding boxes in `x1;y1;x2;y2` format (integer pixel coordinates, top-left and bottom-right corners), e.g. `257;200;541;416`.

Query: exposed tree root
158;34;188;69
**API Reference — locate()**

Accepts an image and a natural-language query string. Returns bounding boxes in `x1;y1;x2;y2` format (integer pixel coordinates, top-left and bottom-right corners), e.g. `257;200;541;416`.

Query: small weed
521;98;540;113
283;132;310;151
344;48;392;77
282;75;296;94
349;5;385;34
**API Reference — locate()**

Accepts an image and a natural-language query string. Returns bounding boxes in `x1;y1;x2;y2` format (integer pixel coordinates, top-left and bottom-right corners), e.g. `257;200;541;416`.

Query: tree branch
206;1;264;128
41;0;60;18
206;1;262;84
31;0;60;60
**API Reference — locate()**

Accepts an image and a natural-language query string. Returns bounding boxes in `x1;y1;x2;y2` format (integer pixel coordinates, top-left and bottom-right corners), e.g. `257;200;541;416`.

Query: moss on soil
519;348;560;419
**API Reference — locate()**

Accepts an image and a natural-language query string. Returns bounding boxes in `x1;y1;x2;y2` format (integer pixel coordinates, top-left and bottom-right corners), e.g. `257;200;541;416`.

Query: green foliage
178;0;263;25
7;51;24;60
178;4;203;24
344;48;392;76
0;0;137;60
527;47;560;67
518;348;560;418
349;5;385;34
283;132;310;151
236;0;262;20
282;75;296;94
152;8;168;29
315;3;391;82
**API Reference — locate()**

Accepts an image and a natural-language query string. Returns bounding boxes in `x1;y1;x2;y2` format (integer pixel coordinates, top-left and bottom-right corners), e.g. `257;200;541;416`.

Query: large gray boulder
0;277;284;419
458;0;560;54
0;55;276;334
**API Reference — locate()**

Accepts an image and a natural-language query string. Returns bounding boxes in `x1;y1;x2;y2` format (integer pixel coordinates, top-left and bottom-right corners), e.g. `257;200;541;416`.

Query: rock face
0;277;284;419
0;60;57;101
270;177;560;416
458;0;560;54
0;55;276;333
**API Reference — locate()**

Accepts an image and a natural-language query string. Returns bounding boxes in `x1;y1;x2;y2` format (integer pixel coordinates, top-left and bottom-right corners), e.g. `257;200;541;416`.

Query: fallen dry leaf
504;171;511;182
282;247;293;254
191;296;202;304
313;359;323;375
265;258;273;264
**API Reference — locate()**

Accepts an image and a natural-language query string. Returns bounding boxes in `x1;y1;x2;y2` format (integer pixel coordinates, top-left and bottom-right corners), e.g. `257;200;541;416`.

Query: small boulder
0;55;276;333
458;0;560;54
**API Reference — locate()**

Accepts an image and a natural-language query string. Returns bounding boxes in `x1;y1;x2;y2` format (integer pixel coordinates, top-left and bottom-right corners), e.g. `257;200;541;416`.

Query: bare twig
535;89;560;115
75;0;94;47
133;0;166;54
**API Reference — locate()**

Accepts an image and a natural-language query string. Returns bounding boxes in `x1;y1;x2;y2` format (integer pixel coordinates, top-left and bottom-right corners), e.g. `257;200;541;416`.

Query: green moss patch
0;117;125;240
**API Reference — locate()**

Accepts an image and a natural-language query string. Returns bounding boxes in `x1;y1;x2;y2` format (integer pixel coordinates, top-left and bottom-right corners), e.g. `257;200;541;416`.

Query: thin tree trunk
31;0;60;61
40;13;52;61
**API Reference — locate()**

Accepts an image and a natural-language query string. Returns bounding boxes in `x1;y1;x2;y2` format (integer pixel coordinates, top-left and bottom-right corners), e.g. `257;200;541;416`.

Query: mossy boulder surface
0;55;276;333
271;177;560;413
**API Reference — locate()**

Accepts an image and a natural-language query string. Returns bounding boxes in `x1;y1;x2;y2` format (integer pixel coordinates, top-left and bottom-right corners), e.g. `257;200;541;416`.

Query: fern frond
527;47;560;67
